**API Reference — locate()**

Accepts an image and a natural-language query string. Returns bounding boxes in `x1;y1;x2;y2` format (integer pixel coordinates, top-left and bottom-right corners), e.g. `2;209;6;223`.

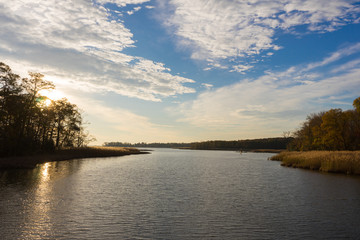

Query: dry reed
270;151;360;175
0;147;148;169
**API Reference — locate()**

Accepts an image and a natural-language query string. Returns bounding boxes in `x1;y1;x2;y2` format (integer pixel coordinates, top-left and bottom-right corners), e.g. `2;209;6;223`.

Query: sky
1;0;360;144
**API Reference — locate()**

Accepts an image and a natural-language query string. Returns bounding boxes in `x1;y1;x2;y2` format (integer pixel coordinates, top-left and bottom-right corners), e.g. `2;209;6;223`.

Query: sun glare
39;89;65;101
42;162;50;178
44;99;52;107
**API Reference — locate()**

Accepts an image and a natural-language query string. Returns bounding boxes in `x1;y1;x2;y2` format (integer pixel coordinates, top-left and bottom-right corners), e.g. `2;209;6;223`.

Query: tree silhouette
0;62;92;157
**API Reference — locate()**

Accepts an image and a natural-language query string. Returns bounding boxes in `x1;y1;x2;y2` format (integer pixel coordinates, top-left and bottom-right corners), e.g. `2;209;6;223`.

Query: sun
38;89;66;107
38;89;65;101
44;99;52;107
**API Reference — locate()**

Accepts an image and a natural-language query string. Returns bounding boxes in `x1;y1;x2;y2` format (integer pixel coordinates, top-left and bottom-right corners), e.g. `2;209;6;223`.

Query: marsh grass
270;151;360;175
54;146;144;159
0;147;148;169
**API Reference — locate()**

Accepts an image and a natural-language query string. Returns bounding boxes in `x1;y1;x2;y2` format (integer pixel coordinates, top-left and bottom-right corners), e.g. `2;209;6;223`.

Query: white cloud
201;83;213;89
203;61;229;71
161;0;360;67
331;59;360;74
127;6;142;15
175;44;360;138
306;42;360;70
230;64;254;74
95;0;150;7
68;96;185;144
3;56;195;102
0;0;134;55
0;0;195;101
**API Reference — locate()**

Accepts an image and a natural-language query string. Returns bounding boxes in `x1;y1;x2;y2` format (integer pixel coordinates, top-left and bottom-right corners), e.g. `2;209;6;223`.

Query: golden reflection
20;160;81;239
42;162;50;178
20;162;54;239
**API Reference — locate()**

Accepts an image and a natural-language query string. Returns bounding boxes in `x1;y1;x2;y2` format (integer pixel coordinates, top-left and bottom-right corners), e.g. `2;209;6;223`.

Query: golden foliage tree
289;98;360;151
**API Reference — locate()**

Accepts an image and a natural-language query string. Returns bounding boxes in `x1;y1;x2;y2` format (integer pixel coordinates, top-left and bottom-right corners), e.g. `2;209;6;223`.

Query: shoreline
270;151;360;175
177;148;284;153
0;147;150;169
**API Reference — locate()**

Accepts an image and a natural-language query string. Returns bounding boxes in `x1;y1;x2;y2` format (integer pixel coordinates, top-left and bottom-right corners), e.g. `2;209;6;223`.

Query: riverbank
178;147;284;153
270;151;360;175
248;149;284;153
0;147;149;169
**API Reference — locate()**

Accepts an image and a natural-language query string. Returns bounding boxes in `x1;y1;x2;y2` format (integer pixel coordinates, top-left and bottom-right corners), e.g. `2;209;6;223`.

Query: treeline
104;137;292;150
190;138;293;150
104;142;191;148
0;62;91;157
289;97;360;151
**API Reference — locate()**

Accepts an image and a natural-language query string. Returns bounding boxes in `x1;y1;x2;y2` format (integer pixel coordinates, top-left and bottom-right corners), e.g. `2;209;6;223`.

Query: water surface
1;149;360;239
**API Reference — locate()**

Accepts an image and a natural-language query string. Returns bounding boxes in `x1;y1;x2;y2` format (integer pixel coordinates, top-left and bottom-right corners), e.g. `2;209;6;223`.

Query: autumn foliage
289;97;360;151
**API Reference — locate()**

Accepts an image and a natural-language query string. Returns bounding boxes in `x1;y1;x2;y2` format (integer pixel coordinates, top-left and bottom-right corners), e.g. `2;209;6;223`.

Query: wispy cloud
0;0;195;101
230;64;254;74
201;83;213;90
95;0;150;7
305;42;360;70
331;59;360;74
127;6;142;15
161;0;360;70
1;0;134;55
69;96;186;144
175;44;360;138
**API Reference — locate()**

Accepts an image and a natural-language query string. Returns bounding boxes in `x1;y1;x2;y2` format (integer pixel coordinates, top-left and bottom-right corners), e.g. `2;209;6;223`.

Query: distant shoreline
270;151;360;175
0;147;149;169
177;147;284;153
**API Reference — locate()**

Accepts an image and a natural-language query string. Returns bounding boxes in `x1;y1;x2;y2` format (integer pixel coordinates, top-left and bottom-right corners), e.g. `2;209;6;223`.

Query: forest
0;62;91;157
288;97;360;151
189;138;292;150
104;137;293;150
104;142;191;148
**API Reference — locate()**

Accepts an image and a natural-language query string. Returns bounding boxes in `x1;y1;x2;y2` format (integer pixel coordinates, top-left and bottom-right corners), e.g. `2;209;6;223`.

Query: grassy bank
270;151;360;175
0;147;148;169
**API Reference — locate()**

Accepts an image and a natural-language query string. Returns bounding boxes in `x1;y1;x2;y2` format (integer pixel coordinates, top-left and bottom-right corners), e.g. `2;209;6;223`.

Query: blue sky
1;0;360;144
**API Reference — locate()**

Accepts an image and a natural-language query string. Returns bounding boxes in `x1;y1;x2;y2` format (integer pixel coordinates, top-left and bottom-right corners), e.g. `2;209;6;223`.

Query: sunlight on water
41;162;50;178
20;162;56;239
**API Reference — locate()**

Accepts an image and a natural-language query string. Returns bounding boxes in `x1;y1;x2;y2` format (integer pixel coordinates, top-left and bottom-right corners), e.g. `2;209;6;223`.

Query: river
1;148;360;239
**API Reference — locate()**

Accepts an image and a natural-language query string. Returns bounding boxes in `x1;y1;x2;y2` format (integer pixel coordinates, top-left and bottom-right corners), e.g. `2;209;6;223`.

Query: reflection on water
1;150;360;239
0;160;83;240
42;162;50;178
21;162;54;239
21;162;60;239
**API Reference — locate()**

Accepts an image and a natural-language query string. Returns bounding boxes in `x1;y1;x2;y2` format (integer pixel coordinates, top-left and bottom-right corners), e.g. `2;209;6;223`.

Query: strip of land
178;148;284;153
0;147;149;169
270;151;360;175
